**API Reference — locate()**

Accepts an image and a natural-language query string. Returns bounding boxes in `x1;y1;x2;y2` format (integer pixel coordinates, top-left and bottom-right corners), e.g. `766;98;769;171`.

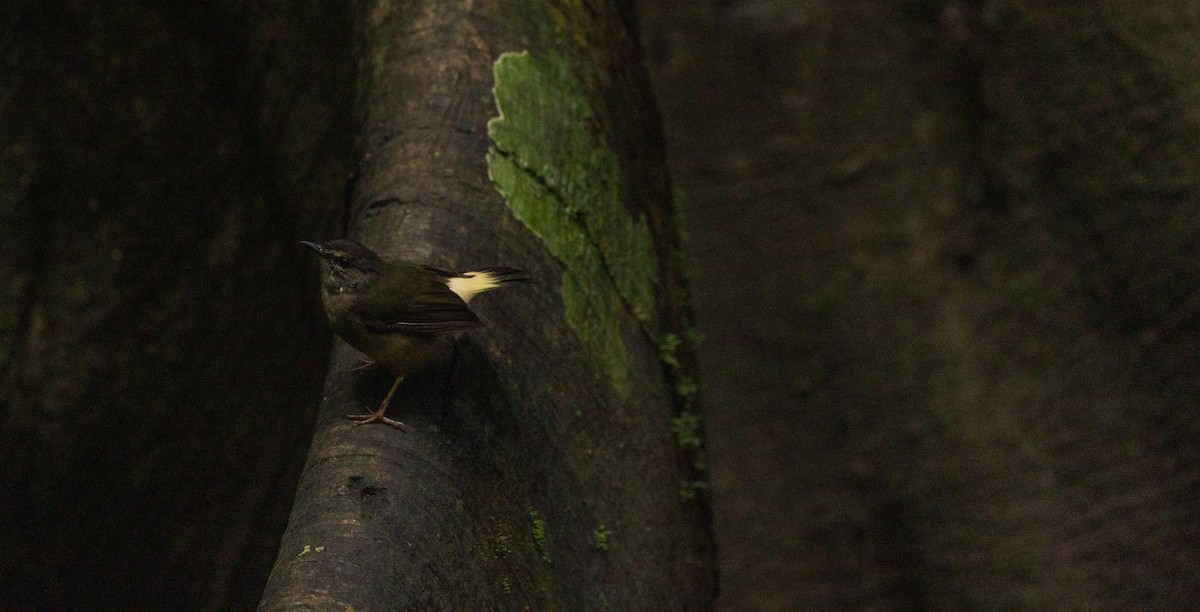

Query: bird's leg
346;374;406;430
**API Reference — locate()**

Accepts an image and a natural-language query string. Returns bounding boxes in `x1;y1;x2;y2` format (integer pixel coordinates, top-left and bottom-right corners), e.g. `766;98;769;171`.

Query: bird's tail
447;267;533;303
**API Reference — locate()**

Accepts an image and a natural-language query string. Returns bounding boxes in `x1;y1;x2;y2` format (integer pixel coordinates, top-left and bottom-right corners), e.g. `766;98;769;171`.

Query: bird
302;238;530;429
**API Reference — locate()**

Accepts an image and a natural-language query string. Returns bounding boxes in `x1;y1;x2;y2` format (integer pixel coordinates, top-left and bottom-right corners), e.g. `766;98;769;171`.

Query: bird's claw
349;360;380;373
345;411;406;430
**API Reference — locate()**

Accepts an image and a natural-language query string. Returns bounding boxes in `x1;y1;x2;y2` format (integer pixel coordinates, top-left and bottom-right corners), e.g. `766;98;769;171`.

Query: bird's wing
350;268;483;334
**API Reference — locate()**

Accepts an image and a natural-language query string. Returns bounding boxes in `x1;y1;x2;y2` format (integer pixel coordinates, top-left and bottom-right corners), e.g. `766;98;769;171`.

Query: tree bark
641;0;1200;608
259;1;714;610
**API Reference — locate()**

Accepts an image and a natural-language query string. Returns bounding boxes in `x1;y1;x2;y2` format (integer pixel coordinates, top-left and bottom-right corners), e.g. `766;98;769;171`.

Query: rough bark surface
640;0;1200;609
259;1;713;610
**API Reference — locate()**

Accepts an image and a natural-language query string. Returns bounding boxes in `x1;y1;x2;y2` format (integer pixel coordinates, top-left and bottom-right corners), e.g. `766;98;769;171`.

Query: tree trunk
259;1;714;610
641;0;1200;608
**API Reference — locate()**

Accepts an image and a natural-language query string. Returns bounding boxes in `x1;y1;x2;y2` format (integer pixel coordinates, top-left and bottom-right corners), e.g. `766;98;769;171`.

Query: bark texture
259;0;713;610
641;0;1200;609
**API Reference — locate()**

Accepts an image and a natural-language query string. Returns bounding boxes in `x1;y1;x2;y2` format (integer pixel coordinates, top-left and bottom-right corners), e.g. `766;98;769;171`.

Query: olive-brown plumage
303;239;529;429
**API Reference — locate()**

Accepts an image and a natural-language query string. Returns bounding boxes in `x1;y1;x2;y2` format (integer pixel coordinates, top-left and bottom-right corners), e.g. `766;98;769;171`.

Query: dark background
3;0;1200;609
640;1;1200;608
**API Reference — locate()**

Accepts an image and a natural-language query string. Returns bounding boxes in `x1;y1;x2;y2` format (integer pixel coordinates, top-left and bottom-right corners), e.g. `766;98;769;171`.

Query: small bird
302;239;530;429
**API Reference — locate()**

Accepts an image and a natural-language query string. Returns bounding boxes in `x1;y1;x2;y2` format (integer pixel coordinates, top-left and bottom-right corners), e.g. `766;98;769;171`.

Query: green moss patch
487;50;659;395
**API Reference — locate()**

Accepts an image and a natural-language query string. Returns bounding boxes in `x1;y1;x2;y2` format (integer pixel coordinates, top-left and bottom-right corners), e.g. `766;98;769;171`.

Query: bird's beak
300;241;323;254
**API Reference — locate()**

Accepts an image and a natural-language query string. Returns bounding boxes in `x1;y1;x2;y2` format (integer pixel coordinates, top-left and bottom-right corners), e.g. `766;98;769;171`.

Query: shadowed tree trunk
641;0;1200;608
0;3;354;610
258;1;714;609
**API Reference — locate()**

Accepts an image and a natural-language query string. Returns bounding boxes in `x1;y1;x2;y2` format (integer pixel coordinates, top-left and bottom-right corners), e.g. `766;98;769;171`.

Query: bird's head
302;239;386;295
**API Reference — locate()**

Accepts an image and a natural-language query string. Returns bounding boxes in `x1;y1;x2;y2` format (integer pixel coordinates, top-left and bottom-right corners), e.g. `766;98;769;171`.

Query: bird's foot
349;360;381;373
346;374;406;430
345;409;406;430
